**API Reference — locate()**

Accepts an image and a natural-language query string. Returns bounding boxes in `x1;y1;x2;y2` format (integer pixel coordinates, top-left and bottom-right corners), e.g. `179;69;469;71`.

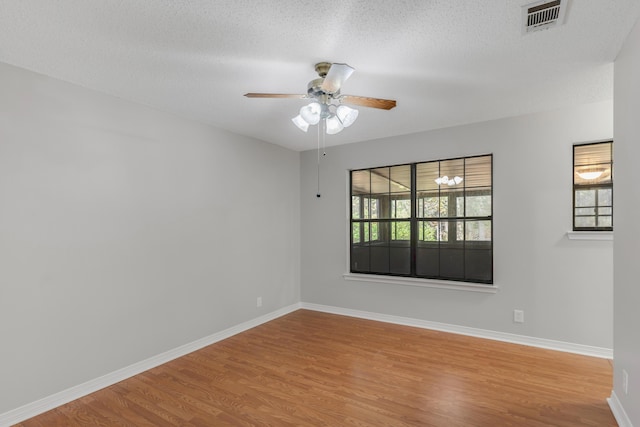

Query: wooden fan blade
341;95;397;110
321;63;355;94
244;93;307;99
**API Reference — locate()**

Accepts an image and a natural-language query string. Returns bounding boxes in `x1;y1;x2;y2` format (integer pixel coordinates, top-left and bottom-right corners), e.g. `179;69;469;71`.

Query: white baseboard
608;391;634;427
0;303;301;427
300;303;614;359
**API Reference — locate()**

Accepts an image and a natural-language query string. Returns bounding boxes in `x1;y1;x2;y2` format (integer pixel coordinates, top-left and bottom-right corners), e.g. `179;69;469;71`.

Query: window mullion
410;163;417;276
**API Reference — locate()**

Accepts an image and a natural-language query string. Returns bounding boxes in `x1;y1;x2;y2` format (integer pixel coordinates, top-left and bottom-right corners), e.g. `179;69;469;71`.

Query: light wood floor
17;310;616;426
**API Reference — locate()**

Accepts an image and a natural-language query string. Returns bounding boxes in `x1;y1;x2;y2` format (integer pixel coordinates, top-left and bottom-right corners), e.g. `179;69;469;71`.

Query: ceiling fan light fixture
325;115;344;134
336;105;359;127
577;169;604;180
292;114;309;132
434;175;463;186
300;102;322;125
247;62;397;197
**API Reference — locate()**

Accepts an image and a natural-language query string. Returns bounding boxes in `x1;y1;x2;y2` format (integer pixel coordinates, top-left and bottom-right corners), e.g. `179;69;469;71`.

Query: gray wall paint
613;18;640;425
301;101;613;348
0;55;621;418
0;62;300;413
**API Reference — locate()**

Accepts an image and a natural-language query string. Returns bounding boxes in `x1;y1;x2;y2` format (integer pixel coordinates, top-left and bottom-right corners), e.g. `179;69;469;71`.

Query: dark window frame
572;141;613;232
350;154;493;285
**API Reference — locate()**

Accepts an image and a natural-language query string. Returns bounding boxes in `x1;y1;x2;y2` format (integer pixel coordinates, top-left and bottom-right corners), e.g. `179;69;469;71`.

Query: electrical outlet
514;309;524;323
257;297;262;308
623;369;629;395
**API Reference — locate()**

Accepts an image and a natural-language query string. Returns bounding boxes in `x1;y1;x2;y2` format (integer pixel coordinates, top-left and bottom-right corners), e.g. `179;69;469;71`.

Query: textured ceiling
1;0;639;151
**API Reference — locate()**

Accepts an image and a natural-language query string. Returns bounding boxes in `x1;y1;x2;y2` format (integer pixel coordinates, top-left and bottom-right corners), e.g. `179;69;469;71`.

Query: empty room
1;1;639;426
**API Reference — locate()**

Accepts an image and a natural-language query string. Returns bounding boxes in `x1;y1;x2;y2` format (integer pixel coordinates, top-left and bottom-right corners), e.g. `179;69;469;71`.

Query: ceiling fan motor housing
307;78;326;98
307;62;339;99
314;62;332;77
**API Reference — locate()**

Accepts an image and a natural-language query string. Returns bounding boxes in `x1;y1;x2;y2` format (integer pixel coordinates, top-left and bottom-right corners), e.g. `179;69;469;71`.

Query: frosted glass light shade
577;170;604;180
434;175;449;185
292;114;309;132
336;105;359;127
325;115;344;134
434;175;463;185
300;102;322;125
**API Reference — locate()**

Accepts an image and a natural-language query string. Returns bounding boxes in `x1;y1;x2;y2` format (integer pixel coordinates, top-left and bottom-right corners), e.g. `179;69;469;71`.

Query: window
350;154;493;284
573;141;613;231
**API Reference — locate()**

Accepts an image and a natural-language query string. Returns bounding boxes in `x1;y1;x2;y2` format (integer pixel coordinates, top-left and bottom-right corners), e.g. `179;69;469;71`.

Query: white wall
0;62;300;414
613;17;640;425
301;101;613;349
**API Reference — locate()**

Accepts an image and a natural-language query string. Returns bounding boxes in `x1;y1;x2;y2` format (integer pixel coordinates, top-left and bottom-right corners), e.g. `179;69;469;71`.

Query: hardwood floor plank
16;310;616;426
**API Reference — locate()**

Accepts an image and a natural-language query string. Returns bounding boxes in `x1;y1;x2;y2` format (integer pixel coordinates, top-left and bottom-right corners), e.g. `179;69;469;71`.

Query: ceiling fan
244;62;396;134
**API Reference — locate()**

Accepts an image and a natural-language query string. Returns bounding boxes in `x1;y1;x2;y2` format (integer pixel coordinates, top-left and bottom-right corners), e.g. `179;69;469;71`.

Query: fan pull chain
316;120;321;197
322;122;326;156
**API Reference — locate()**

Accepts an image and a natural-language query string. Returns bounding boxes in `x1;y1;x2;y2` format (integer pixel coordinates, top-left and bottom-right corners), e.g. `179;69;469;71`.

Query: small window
573;141;613;231
350;154;493;284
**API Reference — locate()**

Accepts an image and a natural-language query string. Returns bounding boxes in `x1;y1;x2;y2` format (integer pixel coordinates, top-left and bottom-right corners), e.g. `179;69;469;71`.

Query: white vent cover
522;0;567;34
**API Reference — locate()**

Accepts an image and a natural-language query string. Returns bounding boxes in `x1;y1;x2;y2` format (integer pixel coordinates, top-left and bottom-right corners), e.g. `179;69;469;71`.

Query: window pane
466;220;492;241
352;223;361;244
391;221;411;240
440;195;449;217
418;194;439;217
598;188;612;206
370;198;379;219
465;156;492;188
440;247;464;280
598;216;612;227
363;198;379;219
370;246;390;274
466;194;491;217
391;197;411;219
465;245;492;282
416;246;439;277
456;196;464;217
576;207;595;215
351;245;369;272
418;220;448;241
416;162;439;192
574;142;612;185
351;170;371;195
419;221;439;241
371;168;390;194
598;207;612;215
352;196;361;219
390;165;411;193
371;222;379;241
575;189;596;207
390;247;410;275
575;216;596;228
575;142;612;166
574;168;612;185
439;159;464;189
456;220;464;241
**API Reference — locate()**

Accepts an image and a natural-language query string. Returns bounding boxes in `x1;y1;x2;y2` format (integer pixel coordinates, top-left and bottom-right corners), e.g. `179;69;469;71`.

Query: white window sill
566;231;613;241
343;273;498;294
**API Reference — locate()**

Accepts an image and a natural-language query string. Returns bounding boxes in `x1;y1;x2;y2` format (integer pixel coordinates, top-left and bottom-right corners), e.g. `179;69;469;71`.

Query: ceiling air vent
522;0;567;34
